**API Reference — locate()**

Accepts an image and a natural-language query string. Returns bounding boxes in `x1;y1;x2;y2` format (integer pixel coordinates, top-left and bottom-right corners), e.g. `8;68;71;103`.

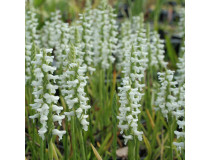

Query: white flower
45;56;54;63
53;115;65;125
37;103;49;115
52;129;66;141
174;131;185;139
38;127;47;140
40;115;48;124
48;74;59;83
172;110;184;119
123;135;133;145
177;120;185;129
32;89;43;96
46;49;53;53
52;105;63;115
29;114;39;122
134;131;143;141
81;118;89;131
64;111;75;121
44;93;59;104
32;80;42;87
46;83;58;94
42;64;56;73
173;142;184;153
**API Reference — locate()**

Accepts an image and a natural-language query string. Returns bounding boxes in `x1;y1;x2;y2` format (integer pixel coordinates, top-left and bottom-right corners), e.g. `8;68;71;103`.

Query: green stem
99;70;104;129
135;137;140;160
47;105;53;160
151;111;160;149
64;118;69;160
78;123;86;160
48;138;53;160
40;139;45;160
25;99;37;159
168;115;173;160
85;79;94;159
128;138;135;160
63;97;69;160
31;121;37;160
112;93;117;160
88;106;94;159
71;116;77;160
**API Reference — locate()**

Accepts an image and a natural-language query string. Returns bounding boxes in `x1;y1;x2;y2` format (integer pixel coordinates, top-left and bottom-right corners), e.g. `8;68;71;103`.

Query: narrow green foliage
128;138;136;160
71;116;77;160
165;35;178;68
111;92;117;160
78;122;87;160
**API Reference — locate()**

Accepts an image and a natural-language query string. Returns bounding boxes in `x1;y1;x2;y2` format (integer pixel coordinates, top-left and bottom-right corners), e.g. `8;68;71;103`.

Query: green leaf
143;135;152;159
33;0;45;7
90;143;103;160
165;35;178;68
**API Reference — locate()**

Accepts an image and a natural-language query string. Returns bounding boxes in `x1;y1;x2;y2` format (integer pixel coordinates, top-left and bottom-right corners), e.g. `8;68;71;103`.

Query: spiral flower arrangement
25;1;185;159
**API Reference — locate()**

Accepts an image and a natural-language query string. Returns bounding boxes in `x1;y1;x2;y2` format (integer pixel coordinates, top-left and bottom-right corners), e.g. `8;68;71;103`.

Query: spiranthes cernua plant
173;85;185;152
77;13;96;75
60;44;91;131
118;15;149;75
117;20;132;70
173;46;185;152
41;10;62;49
25;10;40;84
25;10;40;46
117;45;145;145
175;45;185;85
146;25;168;71
54;22;71;70
90;2;118;70
155;70;179;120
150;31;168;69
130;15;149;75
25;2;186;159
25;43;39;86
156;69;180;160
30;48;66;141
177;7;185;38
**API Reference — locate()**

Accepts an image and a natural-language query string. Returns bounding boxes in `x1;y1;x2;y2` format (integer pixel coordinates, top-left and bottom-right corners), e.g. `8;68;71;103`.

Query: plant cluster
25;1;185;159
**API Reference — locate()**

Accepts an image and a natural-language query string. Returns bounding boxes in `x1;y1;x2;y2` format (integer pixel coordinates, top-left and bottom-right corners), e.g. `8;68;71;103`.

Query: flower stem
112;92;117;160
40;139;45;160
128;138;135;160
71;116;77;160
47;105;54;160
168;114;173;160
78;122;86;160
48;138;53;160
64;98;69;160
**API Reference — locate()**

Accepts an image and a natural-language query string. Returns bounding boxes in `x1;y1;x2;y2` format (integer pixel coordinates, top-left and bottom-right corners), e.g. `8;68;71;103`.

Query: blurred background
25;0;185;71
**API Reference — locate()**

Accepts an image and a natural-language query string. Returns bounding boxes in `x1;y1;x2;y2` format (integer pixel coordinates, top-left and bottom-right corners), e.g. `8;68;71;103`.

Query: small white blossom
52;105;63;115
52;129;66;141
53;115;65;125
